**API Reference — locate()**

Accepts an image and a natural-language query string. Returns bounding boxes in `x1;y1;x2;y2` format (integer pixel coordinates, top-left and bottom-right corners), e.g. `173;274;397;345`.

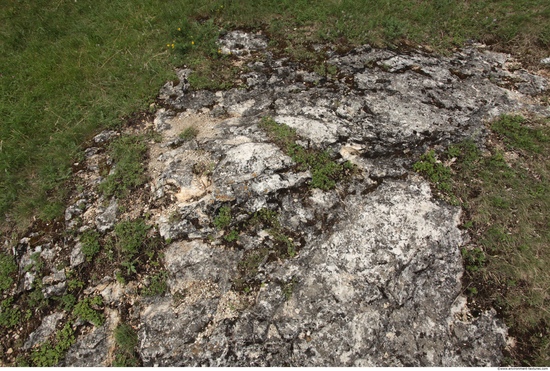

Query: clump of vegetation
0;252;17;292
179;126;199;141
414;115;550;366
214;205;232;230
27;287;48;312
461;247;486;273
80;229;101;262
259;117;355;190
141;271;168;297
99;135;148;198
114;219;150;257
0;298;21;328
30;322;75;367
224;229;239;242
73;296;105;327
248;208;297;258
58;294;77;312
413;150;452;192
112;323;139;367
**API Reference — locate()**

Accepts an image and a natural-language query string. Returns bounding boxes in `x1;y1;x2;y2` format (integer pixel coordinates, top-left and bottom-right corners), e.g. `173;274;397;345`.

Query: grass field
1;0;549;365
1;0;549;227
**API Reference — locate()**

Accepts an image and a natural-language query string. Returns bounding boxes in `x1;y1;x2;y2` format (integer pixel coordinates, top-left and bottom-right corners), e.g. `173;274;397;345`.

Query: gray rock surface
23;312;65;350
33;31;548;366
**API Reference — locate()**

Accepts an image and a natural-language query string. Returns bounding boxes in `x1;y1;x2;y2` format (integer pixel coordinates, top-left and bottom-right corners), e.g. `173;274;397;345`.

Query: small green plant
114;323;138;353
31;322;75;366
112;352;140;367
179;126;199;141
121;260;138;275
250;208;280;229
0;298;21;328
224;229;239;242
73;296;105;327
141;271;168;297
58;294;77;312
67;278;85;292
0;252;17;292
461;247;486;272
214;205;232;230
115;271;126;284
114;219;150;257
282;277;297;301
80;229;101;262
259;117;298;150
413;150;452;192
27;288;48;311
272;231;296;258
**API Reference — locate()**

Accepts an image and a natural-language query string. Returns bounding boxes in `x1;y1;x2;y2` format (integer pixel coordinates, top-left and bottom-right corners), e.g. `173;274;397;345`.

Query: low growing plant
114;219;150;257
214;205;232;230
259;117;354;190
73;296;105;327
80;229;101;262
31;322;75;366
141;271;168;297
112;323;140;366
179;127;199;141
0;252;17;292
0;298;21;328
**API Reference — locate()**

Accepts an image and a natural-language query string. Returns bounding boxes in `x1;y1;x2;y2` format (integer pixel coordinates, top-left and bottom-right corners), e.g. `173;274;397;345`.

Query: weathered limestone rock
95;198;117;233
58;31;549;366
62;309;120;367
23;312;65;350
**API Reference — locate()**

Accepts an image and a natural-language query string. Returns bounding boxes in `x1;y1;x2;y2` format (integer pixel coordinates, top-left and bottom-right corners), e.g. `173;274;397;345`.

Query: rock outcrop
13;31;550;366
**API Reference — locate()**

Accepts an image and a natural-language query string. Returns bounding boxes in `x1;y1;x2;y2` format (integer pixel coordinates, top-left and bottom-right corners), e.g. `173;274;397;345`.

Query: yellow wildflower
171;44;175;48
191;41;195;45
166;44;170;47
178;27;181;31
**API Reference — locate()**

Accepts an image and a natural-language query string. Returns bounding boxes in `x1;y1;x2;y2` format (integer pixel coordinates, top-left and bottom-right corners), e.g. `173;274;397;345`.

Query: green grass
1;0;549;366
112;323;139;366
178;127;199;141
99;135;149;198
415;115;550;366
2;0;549;229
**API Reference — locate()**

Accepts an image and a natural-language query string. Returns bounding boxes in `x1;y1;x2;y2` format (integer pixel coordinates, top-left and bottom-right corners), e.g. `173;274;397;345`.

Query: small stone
541;57;550;65
70;242;85;267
